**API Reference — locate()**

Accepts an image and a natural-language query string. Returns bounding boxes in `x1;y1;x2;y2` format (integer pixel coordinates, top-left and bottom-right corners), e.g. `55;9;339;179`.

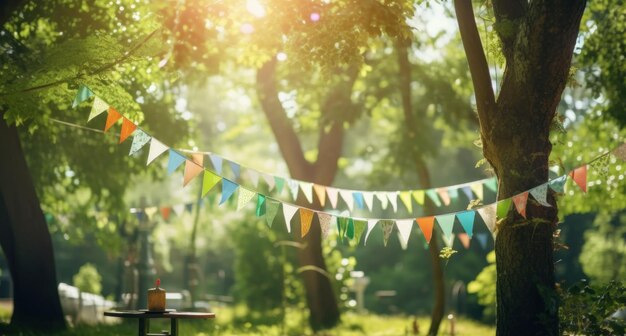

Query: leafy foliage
467;251;496;323
72;263;103;295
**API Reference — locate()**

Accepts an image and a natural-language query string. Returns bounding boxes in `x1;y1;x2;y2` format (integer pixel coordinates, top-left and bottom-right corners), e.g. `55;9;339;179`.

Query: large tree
453;1;586;334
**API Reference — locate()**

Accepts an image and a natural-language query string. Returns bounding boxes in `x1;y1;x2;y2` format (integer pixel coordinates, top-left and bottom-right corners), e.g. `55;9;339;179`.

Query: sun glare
246;0;266;18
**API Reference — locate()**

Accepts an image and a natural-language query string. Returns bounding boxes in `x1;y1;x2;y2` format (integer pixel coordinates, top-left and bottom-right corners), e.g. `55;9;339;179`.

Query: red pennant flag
183;160;204;186
300;208;314;238
104;107;122;132
417;216;435;243
119;118;137;143
569;165;587;192
458;233;471;249
160;207;171;221
512;192;529;219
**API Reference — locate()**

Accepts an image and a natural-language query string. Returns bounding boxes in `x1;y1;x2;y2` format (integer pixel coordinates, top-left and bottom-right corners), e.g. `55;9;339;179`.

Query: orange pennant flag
119;118;137;143
104;107;122;132
160;207;171;221
458;233;471;249
417;216;435;243
569;165;587;192
183;159;204;186
512;191;529;219
313;184;326;207
436;188;451;206
300;208;314;238
191;153;204;166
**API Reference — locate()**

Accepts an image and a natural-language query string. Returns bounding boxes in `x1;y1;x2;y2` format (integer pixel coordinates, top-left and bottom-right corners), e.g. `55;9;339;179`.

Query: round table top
104;310;215;319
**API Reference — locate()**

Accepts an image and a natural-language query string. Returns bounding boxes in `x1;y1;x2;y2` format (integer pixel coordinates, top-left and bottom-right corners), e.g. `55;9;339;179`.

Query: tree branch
492;0;528;60
453;0;496;129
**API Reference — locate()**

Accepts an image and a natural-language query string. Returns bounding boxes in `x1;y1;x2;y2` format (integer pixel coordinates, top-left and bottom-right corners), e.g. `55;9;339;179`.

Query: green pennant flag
337;217;349;241
496;199;512;219
485;178;498;192
346;218;355;240
72;85;94;108
353;220;367;245
202;171;222;197
256;194;266;216
274;177;285;193
264;199;280;228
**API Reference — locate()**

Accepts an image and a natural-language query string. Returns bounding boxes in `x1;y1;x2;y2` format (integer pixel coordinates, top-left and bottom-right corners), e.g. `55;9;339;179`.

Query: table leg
170;318;178;336
138;317;147;336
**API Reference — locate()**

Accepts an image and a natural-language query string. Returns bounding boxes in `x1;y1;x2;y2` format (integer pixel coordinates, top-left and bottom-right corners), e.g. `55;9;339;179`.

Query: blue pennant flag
456;211;476;238
229;161;241;180
549;175;567;193
461;186;473;200
167;150;187;175
220;179;239;205
209;154;223;174
476;233;489;249
353;192;365;209
72;85;94;108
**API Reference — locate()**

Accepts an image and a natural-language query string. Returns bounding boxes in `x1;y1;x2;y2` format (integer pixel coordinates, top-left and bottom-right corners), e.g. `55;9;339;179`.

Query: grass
0;305;495;335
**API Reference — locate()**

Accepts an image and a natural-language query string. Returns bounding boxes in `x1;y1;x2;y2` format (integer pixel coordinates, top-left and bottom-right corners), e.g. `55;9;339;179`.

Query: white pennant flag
88;96;109;121
443;234;455;248
247;170;260;188
262;173;275;191
282;204;298;233
172;204;185;216
387;192;398;213
300;182;314;204
287;179;300;200
317;213;333;239
326;187;339;209
339;190;355;212
146;138;169;165
363;192;375;211
477;203;497;235
376;192;388;210
396;219;414;250
364;219;378;245
530;184;552;207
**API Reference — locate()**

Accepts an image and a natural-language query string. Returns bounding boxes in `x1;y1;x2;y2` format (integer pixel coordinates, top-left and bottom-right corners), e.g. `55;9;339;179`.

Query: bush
72;263;102;295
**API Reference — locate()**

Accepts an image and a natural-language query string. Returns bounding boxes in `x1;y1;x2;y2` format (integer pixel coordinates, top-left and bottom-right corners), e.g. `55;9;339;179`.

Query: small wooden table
104;310;215;336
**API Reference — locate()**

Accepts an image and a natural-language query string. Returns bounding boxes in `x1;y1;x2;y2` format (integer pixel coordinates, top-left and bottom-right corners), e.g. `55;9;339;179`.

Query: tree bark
454;1;586;334
396;39;444;336
257;59;351;331
0;115;66;332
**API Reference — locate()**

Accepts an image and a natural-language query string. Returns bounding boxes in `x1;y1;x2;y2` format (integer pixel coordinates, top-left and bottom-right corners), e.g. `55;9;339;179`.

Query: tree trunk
453;1;586;334
0;116;66;332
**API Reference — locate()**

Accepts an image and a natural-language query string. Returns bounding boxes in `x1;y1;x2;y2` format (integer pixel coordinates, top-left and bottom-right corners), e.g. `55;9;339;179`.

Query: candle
147;279;166;311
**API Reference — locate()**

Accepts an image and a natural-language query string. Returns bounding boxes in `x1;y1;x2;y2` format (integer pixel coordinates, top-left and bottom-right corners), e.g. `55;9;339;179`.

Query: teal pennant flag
426;189;442;207
456;211;476;238
256;194;266;216
129;129;151;156
436;214;455;240
549;175;567;193
72;85;94;108
167;150;187;175
484;178;498;192
220;179;239;205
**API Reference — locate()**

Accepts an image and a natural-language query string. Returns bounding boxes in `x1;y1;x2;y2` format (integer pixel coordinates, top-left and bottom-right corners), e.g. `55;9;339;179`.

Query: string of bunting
73;85;626;250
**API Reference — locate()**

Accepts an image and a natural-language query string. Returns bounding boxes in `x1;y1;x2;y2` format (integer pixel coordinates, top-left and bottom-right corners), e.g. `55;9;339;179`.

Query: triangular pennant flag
129;129;151;156
470;182;484;200
396;231;408;250
262;174;275;191
461;186;474;200
256;194;266;216
353;192;365;209
364;219;378;245
590;154;610;179
476;233;489;249
104;107;122;132
399;191;413;213
134;209;145;222
184;203;193;213
569;165;587;193
313;184;326;207
485;178;498;192
436;188;451;206
172;204;185;216
549;175;567;193
417;216;435;243
380;220;395;247
448;187;459;201
512;192;529;219
202;171;222;196
443;234;455;248
376;192;389;210
457;233;471;249
425;189;442;207
412;190;425;205
363;192;374;211
612;143;626;161
300;182;314;204
265;199;280;228
300;209;314;238
496;199;512;219
144;207;158;219
119;118;137;144
191;153;203;166
209;154;223;174
456;211;476;238
353;220;366;244
477;204;497;234
167;150;187;175
530;184;552;207
337;217;349;241
146;138;168;165
219;179;239;205
287;179;300;201
236;188;256;211
436;214;455;239
282;204;298;233
339;190;355;212
396;219;414;249
88;96;109;121
327;187;339;209
228;161;241;180
346;218;355;239
387;192;398;212
73;85;94;108
318;213;332;239
160;207;171;221
274;177;285;193
183;160;204;187
247;170;260;188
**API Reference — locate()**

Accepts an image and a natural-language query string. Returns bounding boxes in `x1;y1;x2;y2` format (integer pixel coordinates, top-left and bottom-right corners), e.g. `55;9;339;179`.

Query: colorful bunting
256;194;266;216
569;165;587;192
461;186;473;200
477;204;497;234
496;199;512;219
387;192;398;213
458;233;471;249
456;211;476;238
476;233;489;249
219;179;239;205
228;161;240;180
300;208;314;238
363;192;374;211
265;199;280;228
436;214;455;239
167;150;187;175
364;219;378;245
318;213;332;239
129;129;151;156
282;204;298;233
549;175;567;193
274;177;285;193
425;189;442;207
209;154;223;175
339;190;355;212
376;192;389;210
236;188;256;211
313;184;326;207
399;191;413;213
73;85;94;108
396;219;414;249
146;138;168;165
380;220;395;247
202;171;222;197
262;173;275;191
470;182;483;200
412;190;425;205
530;184;552;207
88;96;109;121
288;179;300;201
512;192;529;218
436;188;451;206
417;216;435;243
104;107;122;132
327;187;339;209
119;118;137;144
352;192;364;209
183;160;204;186
353;220;366;244
301;182;314;204
612;143;626;161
